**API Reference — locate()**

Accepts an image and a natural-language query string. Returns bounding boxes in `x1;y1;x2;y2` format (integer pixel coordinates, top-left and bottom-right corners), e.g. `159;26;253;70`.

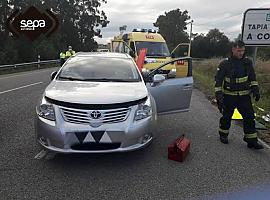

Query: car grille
59;106;131;125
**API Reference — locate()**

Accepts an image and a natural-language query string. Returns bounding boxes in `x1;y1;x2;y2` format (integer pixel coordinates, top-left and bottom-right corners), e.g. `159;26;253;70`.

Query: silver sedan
35;52;193;153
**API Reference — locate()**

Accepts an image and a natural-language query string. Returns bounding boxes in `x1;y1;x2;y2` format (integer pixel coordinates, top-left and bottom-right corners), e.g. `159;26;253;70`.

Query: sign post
242;8;270;46
242;8;270;67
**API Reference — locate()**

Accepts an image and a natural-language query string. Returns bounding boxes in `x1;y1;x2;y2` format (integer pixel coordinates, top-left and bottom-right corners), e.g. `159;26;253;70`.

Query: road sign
242;8;270;46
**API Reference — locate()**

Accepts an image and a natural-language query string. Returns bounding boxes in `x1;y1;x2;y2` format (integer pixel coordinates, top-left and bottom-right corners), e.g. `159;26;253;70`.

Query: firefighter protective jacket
215;57;258;96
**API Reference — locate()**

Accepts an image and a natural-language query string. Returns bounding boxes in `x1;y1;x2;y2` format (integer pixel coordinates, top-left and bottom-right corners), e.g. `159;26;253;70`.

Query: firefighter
65;45;75;58
59;50;66;66
215;40;263;149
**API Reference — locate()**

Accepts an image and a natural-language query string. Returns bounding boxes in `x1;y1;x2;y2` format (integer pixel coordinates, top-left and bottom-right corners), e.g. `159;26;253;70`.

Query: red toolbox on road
168;135;191;162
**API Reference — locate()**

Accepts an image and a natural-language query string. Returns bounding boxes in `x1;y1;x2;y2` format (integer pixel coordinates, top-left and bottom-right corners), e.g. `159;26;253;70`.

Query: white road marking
34;149;57;160
0;82;43;95
34;149;48;159
258;138;270;150
231;121;270;150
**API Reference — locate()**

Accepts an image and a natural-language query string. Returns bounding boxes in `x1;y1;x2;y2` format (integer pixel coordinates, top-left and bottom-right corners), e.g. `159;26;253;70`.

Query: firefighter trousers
219;94;257;142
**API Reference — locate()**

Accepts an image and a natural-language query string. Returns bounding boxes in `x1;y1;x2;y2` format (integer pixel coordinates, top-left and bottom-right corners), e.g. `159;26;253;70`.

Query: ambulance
110;28;191;78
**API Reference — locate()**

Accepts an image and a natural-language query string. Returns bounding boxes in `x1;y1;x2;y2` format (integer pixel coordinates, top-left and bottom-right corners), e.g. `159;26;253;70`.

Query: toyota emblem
90;111;102;119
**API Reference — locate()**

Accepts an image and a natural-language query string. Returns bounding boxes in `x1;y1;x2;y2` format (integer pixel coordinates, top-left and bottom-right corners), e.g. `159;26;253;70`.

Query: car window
173;45;190;57
58;57;141;82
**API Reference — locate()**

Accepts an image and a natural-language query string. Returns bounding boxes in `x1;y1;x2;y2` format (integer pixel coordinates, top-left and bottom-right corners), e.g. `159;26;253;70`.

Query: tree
191;29;231;58
191;34;210;58
206;29;230;57
153;9;190;51
0;0;109;64
0;0;13;41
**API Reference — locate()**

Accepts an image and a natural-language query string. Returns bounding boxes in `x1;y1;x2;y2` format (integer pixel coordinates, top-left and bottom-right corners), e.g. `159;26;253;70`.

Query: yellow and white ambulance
110;28;191;78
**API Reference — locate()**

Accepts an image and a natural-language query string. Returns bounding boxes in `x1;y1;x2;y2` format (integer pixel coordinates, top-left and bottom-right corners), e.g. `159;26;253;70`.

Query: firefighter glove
215;92;223;113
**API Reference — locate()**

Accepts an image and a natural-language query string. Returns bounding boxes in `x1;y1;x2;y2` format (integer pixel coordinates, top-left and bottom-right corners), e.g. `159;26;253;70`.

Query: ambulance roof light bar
132;28;156;33
148;29;156;33
132;28;142;32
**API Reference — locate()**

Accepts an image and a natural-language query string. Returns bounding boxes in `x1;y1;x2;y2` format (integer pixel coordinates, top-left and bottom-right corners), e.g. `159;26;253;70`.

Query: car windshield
57;56;141;82
135;41;170;57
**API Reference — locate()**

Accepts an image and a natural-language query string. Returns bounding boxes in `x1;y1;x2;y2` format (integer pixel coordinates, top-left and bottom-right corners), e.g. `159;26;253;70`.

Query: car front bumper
35;109;156;153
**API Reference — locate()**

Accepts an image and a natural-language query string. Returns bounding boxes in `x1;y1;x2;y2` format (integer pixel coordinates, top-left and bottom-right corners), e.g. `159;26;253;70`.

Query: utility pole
189;20;193;45
252;47;258;67
187;20;194;56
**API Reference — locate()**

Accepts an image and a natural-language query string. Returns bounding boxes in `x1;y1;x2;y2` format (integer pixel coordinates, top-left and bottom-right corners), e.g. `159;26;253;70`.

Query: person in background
65;45;75;59
59;50;66;66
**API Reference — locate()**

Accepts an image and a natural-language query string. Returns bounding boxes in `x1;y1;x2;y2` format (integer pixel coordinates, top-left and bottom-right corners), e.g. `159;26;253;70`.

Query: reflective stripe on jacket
66;50;75;57
60;52;66;59
214;57;258;96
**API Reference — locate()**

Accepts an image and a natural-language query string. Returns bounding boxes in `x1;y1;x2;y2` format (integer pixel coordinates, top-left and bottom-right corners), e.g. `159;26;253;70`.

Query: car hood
44;80;148;104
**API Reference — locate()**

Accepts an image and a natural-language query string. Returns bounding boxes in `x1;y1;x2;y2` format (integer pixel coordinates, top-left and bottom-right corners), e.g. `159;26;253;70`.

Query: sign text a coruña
246;23;270;41
246;33;270;41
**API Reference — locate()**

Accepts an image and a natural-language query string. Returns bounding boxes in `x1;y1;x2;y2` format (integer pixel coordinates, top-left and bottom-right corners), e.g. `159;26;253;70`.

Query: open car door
171;43;190;78
171;43;191;57
145;57;193;115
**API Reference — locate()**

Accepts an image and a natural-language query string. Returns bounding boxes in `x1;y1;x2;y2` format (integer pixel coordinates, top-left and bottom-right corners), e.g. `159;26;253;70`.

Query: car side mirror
171;52;176;58
151;74;165;86
51;71;57;80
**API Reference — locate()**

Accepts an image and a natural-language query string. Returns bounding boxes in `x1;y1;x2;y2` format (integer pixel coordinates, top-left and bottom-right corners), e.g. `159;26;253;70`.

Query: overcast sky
95;0;270;44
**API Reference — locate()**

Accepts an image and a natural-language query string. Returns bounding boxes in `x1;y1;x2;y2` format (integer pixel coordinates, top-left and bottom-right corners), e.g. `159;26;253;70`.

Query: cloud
97;0;270;43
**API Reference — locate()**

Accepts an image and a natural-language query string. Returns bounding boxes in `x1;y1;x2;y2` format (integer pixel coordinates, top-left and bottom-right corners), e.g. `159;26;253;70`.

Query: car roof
74;52;131;59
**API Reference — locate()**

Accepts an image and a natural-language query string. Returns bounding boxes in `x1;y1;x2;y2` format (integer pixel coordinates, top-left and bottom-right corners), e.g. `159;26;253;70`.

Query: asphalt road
1;68;270;200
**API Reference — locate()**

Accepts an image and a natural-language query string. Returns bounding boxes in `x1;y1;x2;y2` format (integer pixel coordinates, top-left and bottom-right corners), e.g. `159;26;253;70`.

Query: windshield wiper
58;76;85;81
84;78;137;82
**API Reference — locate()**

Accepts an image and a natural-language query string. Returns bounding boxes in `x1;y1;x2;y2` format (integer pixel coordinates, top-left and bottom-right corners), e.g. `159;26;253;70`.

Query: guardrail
0;59;60;69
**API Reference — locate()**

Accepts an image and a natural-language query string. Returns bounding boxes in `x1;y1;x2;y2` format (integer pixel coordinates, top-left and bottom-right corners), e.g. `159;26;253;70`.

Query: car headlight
36;97;55;121
134;97;152;121
171;68;176;72
142;68;149;72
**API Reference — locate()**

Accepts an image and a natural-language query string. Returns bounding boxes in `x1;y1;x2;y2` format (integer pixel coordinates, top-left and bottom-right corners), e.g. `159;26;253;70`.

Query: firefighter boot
244;138;264;149
220;135;228;144
247;141;264;150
